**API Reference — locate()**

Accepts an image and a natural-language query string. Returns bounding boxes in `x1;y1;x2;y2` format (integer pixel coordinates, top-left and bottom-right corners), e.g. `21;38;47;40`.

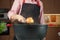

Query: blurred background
0;0;60;40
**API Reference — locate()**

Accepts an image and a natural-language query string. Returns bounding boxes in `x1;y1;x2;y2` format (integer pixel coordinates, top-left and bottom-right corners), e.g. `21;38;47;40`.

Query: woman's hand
16;15;26;23
10;15;26;23
10;14;17;22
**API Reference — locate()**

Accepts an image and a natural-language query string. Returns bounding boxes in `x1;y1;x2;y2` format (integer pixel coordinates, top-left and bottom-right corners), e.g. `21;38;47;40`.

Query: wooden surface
42;0;60;13
0;27;14;40
46;27;59;40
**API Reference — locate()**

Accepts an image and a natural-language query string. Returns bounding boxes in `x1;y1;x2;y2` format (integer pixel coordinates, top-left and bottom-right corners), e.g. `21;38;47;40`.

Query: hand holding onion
18;16;34;23
17;15;26;23
10;15;34;23
10;15;26;23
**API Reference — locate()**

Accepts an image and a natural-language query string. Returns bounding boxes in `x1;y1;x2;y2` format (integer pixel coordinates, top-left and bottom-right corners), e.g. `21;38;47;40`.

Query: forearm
40;12;45;25
7;0;21;19
40;1;45;24
7;10;17;19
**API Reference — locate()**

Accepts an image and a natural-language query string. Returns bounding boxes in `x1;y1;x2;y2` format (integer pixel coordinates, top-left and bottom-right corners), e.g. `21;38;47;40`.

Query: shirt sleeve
39;1;45;25
7;0;21;19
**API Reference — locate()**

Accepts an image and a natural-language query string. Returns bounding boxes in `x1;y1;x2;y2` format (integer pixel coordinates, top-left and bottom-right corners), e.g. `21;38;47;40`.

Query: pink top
8;0;45;24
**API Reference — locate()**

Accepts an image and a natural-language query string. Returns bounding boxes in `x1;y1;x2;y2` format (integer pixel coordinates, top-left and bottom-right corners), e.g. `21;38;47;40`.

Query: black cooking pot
13;24;48;40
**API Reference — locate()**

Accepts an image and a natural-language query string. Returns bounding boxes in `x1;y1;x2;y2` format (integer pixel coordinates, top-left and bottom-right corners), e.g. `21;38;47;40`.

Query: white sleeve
40;1;45;25
7;0;21;19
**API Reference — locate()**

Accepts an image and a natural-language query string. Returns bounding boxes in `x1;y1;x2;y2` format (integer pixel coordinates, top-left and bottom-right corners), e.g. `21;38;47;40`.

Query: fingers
17;16;26;23
10;15;17;22
18;19;26;23
10;15;26;23
16;15;26;23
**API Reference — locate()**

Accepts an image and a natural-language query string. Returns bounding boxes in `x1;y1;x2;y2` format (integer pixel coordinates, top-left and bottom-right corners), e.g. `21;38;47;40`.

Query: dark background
0;0;60;40
0;0;60;14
